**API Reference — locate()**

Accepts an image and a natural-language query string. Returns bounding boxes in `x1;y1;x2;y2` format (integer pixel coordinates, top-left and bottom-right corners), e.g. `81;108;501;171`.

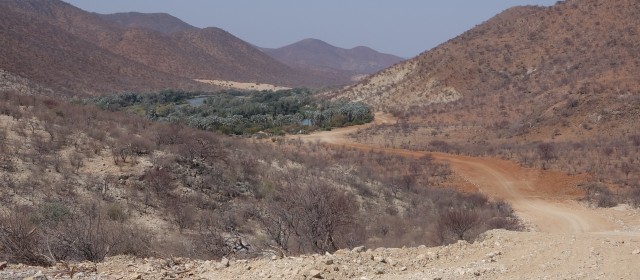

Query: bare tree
537;142;556;169
437;209;480;242
273;182;360;254
143;167;173;196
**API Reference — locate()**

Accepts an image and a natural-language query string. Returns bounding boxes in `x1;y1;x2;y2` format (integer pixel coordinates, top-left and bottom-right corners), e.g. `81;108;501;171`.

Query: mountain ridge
262;38;404;77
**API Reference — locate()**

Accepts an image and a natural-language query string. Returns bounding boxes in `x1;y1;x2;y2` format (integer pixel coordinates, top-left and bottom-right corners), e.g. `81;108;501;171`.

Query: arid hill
263;38;404;80
97;12;198;34
0;0;348;96
337;0;640;138
0;6;207;97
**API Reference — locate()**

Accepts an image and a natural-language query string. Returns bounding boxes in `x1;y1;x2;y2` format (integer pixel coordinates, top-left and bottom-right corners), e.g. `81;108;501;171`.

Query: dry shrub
629;187;640;208
581;182;618;208
258;182;361;255
1;202;151;264
0;208;50;266
437;209;480;242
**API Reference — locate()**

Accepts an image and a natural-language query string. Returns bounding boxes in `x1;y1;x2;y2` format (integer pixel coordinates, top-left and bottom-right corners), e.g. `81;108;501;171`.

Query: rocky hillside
0;0;346;96
263;38;404;79
337;0;640;137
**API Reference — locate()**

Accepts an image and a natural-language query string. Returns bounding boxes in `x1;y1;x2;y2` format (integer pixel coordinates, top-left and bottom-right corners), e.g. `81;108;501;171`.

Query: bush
0;209;51;266
581;183;618;208
437;209;480;242
629;187;640;208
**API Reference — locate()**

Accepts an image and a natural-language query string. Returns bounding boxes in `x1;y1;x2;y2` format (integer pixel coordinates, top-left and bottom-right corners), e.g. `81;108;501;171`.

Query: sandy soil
194;79;291;91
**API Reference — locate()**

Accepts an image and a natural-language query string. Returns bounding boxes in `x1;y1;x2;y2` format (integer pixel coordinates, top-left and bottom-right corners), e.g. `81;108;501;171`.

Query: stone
486;251;502;259
373;256;386;263
309;269;323;278
216;257;230;269
129;273;142;280
271;255;278;261
400;266;407;271
0;261;7;270
373;266;385;275
352;246;366;253
632;249;640;255
323;259;334;265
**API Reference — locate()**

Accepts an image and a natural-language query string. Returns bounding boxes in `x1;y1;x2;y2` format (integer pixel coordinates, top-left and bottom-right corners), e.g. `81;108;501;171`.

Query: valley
1;0;640;279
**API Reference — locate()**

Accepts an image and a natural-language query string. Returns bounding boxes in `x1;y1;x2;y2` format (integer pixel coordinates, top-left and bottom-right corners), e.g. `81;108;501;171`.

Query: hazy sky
64;0;557;58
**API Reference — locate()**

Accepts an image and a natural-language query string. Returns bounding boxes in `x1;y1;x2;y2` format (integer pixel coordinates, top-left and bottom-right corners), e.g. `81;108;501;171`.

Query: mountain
97;12;198;34
263;38;404;77
0;2;206;96
336;0;640;137
0;0;346;96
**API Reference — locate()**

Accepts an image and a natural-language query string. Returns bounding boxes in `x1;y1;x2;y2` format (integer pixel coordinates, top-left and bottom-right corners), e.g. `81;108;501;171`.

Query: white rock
308;269;323;278
632;249;640;255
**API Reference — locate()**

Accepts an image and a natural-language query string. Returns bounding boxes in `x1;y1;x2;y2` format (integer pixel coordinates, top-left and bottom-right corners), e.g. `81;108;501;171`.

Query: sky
64;0;558;58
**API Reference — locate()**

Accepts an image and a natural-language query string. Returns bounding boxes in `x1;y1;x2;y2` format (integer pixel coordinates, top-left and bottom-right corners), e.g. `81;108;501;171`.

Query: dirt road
293;113;622;234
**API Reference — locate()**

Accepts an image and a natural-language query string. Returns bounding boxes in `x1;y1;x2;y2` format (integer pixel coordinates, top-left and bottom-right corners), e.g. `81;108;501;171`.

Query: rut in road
292;113;619;234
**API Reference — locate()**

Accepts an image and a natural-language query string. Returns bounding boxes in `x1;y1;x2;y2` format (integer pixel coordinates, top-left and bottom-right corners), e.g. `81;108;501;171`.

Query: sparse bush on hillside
0;90;522;261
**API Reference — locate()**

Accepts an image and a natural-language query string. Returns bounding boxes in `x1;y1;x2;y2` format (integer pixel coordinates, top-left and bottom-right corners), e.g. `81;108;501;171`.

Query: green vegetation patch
90;89;373;136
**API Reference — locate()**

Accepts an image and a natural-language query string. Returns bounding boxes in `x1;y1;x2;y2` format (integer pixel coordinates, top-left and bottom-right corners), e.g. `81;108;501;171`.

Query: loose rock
216;257;230;269
352;246;366;253
24;272;48;280
308;269;323;278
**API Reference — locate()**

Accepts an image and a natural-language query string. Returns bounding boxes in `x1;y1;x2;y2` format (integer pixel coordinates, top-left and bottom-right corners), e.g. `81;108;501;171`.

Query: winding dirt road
293;113;624;234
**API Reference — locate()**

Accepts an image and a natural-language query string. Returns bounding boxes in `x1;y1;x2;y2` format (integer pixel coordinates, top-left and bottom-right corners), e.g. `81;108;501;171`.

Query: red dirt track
293;113;621;233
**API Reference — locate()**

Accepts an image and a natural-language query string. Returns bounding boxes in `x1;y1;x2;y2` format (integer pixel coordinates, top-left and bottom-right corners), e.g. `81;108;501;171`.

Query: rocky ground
2;229;640;280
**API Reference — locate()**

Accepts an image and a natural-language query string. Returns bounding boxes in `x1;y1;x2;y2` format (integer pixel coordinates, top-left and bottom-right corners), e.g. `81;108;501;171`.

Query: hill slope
337;0;640;137
0;5;206;96
0;0;347;95
97;12;198;34
263;38;404;76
